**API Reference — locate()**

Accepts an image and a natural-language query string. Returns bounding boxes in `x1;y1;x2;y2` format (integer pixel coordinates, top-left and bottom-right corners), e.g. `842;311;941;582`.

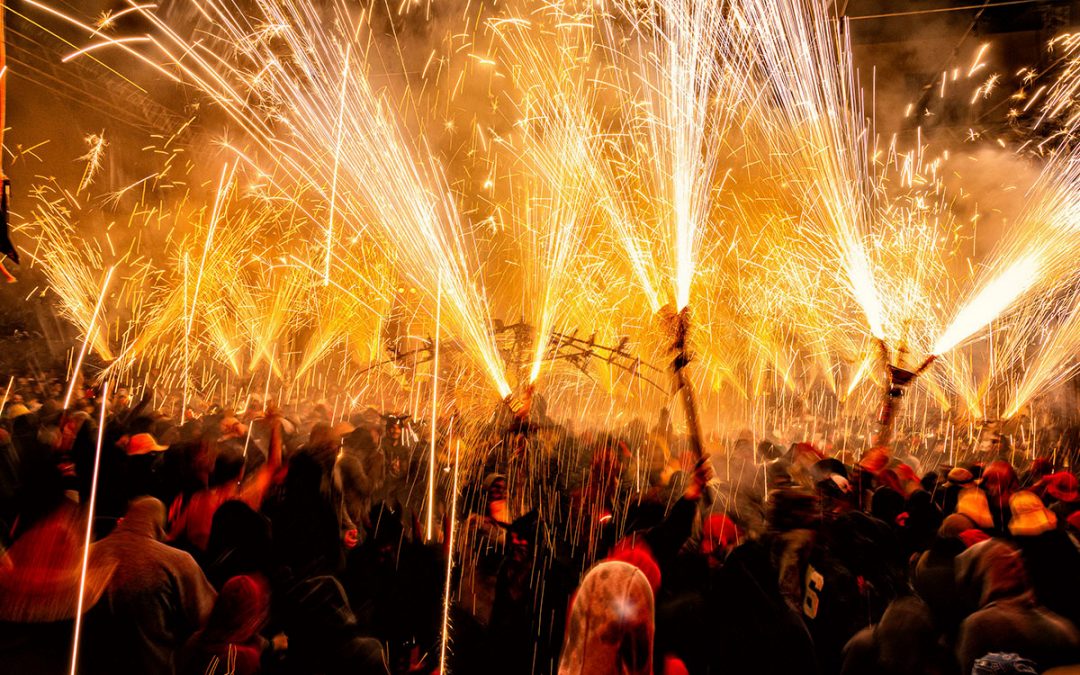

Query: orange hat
858;447;889;474
956;487;994;529
1008;491;1057;536
946;467;974;486
5;403;29;419
126;432;168;456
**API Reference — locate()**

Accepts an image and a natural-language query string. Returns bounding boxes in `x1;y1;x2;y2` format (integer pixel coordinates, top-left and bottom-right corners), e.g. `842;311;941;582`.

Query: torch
661;305;706;461
874;338;936;449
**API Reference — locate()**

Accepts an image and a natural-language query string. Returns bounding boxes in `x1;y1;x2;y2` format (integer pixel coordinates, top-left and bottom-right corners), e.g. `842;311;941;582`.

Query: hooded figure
840;596;957;675
559;560;655;675
203;500;273;590
911;515;976;638
179;575;270;675
955;539;1080;674
89;496;217;674
981;461;1019;531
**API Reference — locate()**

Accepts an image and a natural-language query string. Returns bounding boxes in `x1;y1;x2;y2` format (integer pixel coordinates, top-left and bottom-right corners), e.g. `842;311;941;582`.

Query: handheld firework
660;304;706;461
874;338;937;448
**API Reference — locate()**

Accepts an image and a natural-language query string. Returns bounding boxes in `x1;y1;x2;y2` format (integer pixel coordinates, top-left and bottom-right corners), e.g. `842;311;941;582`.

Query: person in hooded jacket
954;539;1080;674
558;560;654;675
278;574;389;675
981;461;1019;534
705;488;820;674
840;595;957;675
179;574;271;675
88;496;217;674
911;514;975;640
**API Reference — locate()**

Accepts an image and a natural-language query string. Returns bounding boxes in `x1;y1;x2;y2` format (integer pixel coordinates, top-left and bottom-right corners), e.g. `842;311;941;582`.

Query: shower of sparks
9;0;1080;470
932;253;1041;356
728;0;885;340
62;265;116;410
1004;284;1080;419
76;132;107;194
439;428;460;674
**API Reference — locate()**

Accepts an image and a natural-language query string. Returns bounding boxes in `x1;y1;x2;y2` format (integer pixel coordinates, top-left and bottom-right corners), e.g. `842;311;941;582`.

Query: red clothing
180;575;269;675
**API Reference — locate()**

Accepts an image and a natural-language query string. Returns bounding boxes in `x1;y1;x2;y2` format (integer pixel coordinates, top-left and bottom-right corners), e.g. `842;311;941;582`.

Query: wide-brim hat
858;447;889;474
956;487;994;530
946;467;974;486
5;402;29;419
1046;472;1079;504
0;506;116;622
1008;490;1057;536
811;458;848;481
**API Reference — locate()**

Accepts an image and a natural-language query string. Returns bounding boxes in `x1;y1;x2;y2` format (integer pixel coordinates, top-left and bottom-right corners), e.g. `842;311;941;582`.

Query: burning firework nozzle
914;354;937;376
658;304;693;372
504;384;534;420
887;364;918;392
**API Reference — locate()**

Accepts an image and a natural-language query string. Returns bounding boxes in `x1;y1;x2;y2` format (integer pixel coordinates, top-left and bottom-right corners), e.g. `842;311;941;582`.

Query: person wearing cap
122;431;170;499
940;466;974;515
1009;490;1080;631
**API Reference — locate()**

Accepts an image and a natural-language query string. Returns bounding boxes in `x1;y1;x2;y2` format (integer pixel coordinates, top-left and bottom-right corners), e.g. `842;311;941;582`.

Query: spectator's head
700;512;742;565
1008;491;1057;536
559;561;654;675
982;460;1018;504
767;488;820;532
608;537;661;594
956;487;994;529
118;496;168;540
199;575;270;646
210;449;245;487
1045;472;1079;505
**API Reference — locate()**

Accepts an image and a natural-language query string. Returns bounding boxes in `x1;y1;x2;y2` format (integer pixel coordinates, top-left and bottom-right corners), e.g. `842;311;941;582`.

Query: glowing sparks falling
12;0;1080;444
70;380;109;675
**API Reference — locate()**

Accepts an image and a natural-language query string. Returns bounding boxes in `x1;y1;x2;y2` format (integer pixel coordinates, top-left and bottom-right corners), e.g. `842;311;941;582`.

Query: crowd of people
0;370;1079;674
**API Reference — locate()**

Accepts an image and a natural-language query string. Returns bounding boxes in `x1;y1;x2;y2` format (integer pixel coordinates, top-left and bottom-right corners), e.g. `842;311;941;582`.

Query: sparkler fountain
10;0;1080;594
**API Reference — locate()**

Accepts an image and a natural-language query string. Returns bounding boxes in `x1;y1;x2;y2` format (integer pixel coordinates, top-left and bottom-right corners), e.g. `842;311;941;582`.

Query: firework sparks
69;379;109;675
76;132;107;193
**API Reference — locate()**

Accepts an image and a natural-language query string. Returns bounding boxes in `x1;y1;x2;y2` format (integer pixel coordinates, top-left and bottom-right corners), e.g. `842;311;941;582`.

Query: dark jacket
954;539;1080;673
89;497;217;674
